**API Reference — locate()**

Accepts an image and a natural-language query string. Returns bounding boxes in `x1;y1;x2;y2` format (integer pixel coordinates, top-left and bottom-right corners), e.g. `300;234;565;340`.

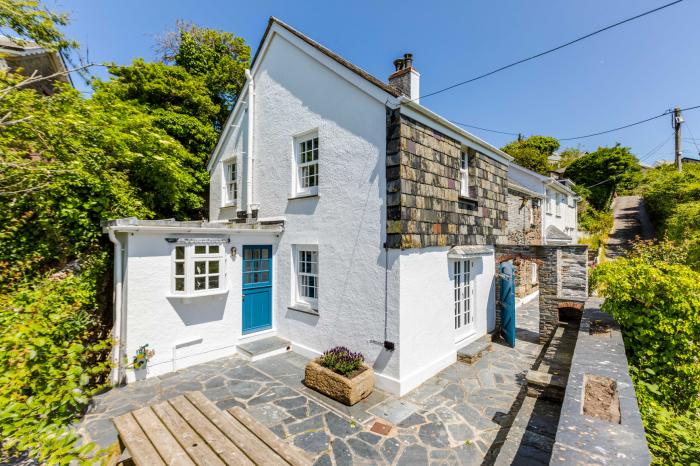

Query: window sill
167;289;229;302
288;303;319;316
458;196;478;211
222;202;237;208
288;193;319;201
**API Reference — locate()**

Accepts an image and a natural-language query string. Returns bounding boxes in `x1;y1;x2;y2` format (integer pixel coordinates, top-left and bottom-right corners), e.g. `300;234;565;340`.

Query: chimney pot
388;53;420;102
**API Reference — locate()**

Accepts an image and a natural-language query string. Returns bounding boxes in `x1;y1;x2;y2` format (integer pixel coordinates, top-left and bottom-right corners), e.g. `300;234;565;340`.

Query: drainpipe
107;229;125;385
245;69;256;216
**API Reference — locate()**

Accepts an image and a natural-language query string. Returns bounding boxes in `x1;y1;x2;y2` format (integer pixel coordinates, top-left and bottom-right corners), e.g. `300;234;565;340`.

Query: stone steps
457;335;492;365
237;336;291;362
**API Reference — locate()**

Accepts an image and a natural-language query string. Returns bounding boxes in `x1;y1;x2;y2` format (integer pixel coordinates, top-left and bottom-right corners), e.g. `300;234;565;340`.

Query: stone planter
304;359;374;406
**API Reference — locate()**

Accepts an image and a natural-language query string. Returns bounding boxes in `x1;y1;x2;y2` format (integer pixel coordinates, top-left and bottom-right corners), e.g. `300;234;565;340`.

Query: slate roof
545;225;572;242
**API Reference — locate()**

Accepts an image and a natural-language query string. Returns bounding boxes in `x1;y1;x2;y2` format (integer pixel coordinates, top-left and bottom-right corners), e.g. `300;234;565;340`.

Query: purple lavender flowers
319;346;365;376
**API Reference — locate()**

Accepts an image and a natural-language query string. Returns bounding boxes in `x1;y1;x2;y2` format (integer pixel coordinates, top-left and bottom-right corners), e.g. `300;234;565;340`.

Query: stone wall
495;244;588;344
386;109;508;249
553;298;651;465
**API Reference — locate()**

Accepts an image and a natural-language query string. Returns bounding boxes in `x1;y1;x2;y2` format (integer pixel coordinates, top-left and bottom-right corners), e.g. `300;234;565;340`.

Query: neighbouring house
105;17;524;396
506;163;579;302
0;36;70;94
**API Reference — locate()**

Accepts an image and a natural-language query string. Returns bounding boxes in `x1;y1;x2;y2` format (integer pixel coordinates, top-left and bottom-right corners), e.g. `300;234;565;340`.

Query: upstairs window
555;193;562;216
295;133;319;196
460;151;469;197
172;243;225;295
224;159;237;205
293;245;318;309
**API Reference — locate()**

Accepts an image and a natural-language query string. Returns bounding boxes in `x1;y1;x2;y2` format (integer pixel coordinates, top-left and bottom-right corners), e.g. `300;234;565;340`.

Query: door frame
241;244;273;335
453;258;476;343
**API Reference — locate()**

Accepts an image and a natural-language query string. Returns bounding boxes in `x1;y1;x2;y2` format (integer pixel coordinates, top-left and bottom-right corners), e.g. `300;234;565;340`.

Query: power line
449;104;700;142
583;133;673;189
416;0;684;101
558;104;700;141
450;121;518;136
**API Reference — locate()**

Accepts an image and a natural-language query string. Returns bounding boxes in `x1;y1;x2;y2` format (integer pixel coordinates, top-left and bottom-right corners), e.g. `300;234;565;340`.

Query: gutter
106;230;126;385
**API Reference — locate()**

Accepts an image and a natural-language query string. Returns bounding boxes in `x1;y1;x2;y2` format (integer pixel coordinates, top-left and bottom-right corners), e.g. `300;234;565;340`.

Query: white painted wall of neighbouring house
209;31;401;391
121;231;279;382
544;185;578;243
396;247;496;395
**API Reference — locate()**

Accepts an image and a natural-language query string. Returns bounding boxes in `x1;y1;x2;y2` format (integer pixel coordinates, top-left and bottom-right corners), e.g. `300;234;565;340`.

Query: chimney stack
388;53;420;102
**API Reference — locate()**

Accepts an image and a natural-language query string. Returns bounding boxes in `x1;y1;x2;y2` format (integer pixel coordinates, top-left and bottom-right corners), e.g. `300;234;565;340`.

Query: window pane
194;261;206;275
175;277;184;291
262;248;269;259
175;246;184;260
244;261;252;272
195;245;206;254
208;245;219;254
261;271;269;282
244;248;252;260
194;276;206;290
175;262;184;276
208;275;219;289
208;260;219;274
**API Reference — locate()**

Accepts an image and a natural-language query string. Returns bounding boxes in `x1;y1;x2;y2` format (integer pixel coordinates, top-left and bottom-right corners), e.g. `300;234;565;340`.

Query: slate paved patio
79;301;543;465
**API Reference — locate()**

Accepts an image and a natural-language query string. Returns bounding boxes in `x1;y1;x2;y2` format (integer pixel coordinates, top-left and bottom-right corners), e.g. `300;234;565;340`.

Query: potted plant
304;346;374;406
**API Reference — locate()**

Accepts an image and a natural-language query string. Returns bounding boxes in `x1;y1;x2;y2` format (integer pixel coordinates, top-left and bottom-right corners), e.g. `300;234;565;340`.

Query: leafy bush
0;255;110;464
319;347;365;377
638;163;700;271
592;250;700;411
593;242;700;464
633;375;700;465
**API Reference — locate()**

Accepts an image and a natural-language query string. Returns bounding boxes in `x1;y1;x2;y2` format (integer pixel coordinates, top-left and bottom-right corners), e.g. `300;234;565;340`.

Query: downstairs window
172;243;225;295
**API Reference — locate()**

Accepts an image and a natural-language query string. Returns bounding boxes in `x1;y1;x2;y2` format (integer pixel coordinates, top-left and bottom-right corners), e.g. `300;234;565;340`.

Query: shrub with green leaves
0;255;110;464
593;241;700;464
592;250;700;410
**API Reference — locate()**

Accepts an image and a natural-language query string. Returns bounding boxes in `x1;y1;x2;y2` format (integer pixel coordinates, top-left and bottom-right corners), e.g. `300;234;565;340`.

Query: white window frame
453;259;475;337
555;192;562;217
171;243;226;296
292;245;318;309
223;159;238;206
545;189;553;215
531;263;538;285
293;131;319;197
459;150;470;197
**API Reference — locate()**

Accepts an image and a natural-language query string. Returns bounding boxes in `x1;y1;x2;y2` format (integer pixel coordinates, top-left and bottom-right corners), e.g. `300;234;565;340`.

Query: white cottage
105;17;518;395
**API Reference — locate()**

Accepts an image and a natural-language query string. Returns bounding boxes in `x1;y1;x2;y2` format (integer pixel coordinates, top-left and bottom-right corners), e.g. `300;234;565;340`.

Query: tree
501;135;559;175
0;0;75;51
158;21;250;127
556;147;585;170
564;144;641;210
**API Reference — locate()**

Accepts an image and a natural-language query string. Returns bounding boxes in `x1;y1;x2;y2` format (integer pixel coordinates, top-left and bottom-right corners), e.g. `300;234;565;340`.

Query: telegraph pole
674;107;683;172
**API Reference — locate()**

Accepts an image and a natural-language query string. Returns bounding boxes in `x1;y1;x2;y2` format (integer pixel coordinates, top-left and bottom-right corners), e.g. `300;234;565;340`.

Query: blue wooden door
499;261;516;347
242;245;272;334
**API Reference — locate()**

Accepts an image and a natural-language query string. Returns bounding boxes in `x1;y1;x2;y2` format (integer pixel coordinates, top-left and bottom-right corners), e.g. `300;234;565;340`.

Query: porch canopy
447;245;493;259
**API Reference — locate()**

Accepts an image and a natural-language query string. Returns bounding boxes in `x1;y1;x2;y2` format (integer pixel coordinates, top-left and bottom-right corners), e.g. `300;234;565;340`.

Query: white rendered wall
396;247;496;395
210;34;400;390
122;231;279;382
544;187;578;243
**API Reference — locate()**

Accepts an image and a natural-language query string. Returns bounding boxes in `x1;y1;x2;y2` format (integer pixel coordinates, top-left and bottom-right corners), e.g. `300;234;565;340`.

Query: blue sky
54;0;700;164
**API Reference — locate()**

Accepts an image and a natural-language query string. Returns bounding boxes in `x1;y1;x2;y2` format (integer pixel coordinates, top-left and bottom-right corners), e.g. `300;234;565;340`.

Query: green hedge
592;242;700;464
0;255;110;464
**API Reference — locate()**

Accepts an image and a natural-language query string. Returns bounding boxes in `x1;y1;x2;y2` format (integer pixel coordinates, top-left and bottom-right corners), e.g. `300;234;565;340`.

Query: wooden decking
112;391;312;465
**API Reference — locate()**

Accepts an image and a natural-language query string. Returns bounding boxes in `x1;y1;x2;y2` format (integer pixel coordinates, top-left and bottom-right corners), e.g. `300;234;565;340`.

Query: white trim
104;225;283;234
292;244;319;310
292;130;320;197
